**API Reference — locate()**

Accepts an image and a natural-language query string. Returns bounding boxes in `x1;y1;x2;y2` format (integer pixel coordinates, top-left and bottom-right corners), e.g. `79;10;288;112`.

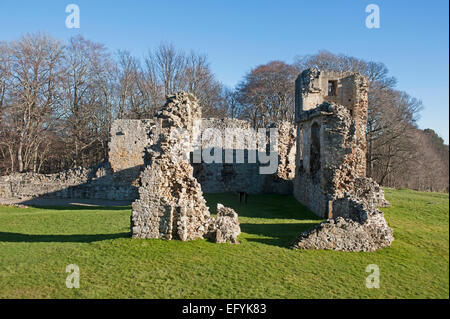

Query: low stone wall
0;163;138;201
109;117;296;195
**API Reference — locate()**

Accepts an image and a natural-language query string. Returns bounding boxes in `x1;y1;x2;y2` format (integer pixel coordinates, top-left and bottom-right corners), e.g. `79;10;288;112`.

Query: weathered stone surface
131;92;240;243
294;100;369;217
352;177;391;208
109;119;157;173
131;92;211;240
292;68;393;252
290;213;394;252
131;92;242;243
207;203;241;244
291;193;394;252
0;162;138;200
193;119;296;194
0;108;297;200
275;121;297;181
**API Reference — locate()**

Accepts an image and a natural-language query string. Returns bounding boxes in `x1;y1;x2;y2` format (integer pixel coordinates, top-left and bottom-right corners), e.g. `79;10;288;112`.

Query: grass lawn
0;189;448;298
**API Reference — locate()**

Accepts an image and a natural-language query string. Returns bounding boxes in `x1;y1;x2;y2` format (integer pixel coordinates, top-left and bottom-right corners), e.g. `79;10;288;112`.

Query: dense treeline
0;34;448;192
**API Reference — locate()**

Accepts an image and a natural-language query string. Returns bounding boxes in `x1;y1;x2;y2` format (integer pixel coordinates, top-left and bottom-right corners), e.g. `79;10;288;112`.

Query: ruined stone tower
293;68;371;218
291;68;393;251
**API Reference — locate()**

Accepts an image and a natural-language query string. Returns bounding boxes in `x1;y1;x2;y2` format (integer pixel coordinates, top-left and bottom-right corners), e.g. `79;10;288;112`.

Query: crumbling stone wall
131;92;211;240
0;116;296;201
294;69;374;217
0;163;138;200
276;121;297;180
107;117;296;195
192;118;296;194
292;68;393;251
109;119;157;173
131;92;240;243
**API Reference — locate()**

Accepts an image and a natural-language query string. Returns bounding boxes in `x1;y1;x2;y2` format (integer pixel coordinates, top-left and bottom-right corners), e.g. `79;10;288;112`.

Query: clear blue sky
0;0;448;143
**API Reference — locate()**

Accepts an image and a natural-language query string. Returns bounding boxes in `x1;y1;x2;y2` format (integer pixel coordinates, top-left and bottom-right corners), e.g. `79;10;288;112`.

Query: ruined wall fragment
193;119;296;194
0;162;138;200
207;204;241;244
130;92;241;243
276;121;297;181
292;68;393;252
131;92;210;240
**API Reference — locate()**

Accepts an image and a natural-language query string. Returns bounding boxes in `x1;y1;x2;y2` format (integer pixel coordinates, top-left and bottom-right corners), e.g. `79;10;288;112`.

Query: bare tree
236;61;297;128
143;44;225;118
62;35;114;167
146;43;185;96
0;42;10;109
115;50;161;118
0;33;64;173
222;87;242;119
182;52;225;117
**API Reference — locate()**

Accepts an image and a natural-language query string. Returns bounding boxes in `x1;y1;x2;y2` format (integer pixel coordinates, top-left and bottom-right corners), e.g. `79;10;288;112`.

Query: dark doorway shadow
0;231;130;243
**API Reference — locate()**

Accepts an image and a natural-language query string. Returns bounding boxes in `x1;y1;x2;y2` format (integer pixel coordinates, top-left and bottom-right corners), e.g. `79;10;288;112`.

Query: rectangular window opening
328;80;338;96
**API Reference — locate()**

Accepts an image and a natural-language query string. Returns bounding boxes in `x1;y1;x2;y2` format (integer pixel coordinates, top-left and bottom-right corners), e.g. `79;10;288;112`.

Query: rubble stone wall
0;163;138;200
192;119;295;194
131;93;211;240
1;115;296;201
292;68;393;252
109;119;157;173
293;69;371;218
131;92;240;243
295;69;358;114
107;117;296;195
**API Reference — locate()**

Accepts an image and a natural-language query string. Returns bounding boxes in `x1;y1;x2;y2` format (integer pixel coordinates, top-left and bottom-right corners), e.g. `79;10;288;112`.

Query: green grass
0;189;448;298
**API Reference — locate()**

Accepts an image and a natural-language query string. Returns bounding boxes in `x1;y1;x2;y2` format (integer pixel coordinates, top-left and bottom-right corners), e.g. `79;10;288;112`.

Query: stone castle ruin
0;68;394;251
291;69;393;251
109;116;296;196
130;92;240;242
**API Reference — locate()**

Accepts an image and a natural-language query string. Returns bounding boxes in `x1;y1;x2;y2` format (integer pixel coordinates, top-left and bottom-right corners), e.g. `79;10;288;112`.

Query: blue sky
0;0;448;143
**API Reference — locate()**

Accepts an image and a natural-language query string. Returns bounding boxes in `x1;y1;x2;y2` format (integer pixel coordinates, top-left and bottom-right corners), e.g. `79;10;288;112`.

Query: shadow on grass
3;193;321;248
0;231;130;243
203;193;323;248
204;193;322;221
24;205;132;211
240;222;320;248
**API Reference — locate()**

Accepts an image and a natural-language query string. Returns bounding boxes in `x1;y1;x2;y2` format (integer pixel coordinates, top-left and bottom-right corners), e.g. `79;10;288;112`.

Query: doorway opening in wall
310;123;321;176
328;80;338;96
